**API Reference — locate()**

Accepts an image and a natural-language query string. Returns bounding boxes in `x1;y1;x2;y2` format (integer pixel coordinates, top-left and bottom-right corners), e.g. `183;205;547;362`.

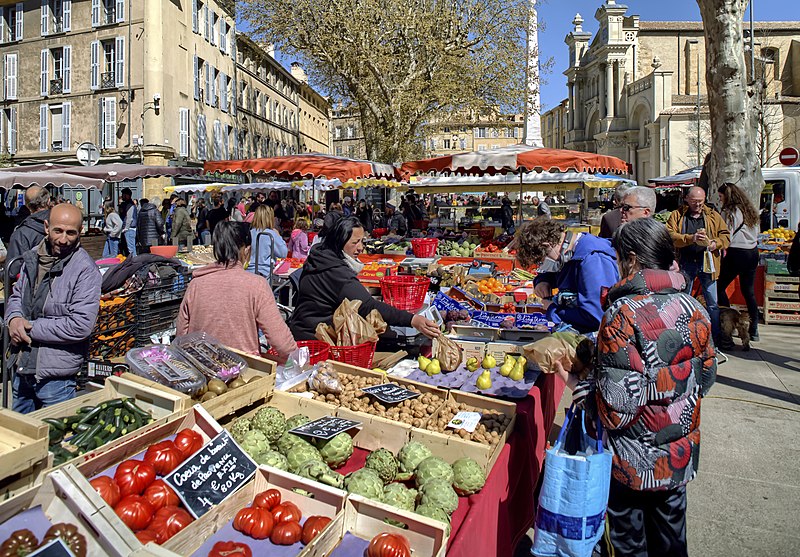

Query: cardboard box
450;338;486;364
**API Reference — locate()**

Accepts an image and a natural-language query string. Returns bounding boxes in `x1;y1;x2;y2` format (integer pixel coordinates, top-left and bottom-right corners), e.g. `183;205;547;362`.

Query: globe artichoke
286;414;311;430
228;417;251;443
286;442;322;473
240;430;269;457
314;432;354;468
382;483;417;512
276;432;306;455
251;407;287;443
396;441;433;481
415;503;451;526
452;458;486;496
253;449;289;471
344;468;384;502
295;459;345;489
415;456;454;488
365;448;399;484
418;479;459;515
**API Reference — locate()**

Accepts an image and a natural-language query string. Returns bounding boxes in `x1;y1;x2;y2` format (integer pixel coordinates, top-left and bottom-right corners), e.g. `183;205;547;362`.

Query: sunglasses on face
620;204;647;212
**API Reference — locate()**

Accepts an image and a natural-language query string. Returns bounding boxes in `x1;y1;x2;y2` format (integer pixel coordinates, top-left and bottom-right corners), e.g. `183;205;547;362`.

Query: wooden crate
765;278;800;324
0;408;49;489
410;389;517;475
0;453;52;502
304;495;448;557
0;466;134;556
134;465;348;557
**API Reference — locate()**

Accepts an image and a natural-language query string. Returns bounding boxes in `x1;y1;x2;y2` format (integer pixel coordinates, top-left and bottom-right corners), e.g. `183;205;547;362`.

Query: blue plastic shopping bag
531;404;613;557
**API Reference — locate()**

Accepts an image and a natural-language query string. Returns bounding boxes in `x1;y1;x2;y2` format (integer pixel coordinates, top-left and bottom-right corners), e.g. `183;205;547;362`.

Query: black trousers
599;479;688;557
717;247;759;334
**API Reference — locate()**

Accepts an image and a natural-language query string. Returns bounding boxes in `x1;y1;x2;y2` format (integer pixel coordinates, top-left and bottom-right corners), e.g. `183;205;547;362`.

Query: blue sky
537;0;785;111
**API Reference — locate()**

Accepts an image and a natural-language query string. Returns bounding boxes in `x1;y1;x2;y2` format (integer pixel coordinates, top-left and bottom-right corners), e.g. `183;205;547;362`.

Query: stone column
599;66;606;119
606;62;615;119
574;80;581;130
567;82;575;131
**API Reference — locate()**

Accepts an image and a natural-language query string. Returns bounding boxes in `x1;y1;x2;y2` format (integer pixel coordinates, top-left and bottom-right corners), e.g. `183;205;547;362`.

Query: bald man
5;203;101;413
7;186;52;278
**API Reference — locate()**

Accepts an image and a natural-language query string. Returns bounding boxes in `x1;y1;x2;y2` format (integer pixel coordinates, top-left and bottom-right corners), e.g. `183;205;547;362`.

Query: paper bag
331;298;379;346
433;334;464;372
703;250;715;274
366;309;388;337
315;323;337;345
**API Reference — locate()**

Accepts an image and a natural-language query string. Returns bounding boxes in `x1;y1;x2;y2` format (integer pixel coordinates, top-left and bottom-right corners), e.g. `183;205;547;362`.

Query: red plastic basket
328;342;377;369
411;238;438;258
307;232;318;244
267;339;330;365
380;275;431;311
372;228;388;239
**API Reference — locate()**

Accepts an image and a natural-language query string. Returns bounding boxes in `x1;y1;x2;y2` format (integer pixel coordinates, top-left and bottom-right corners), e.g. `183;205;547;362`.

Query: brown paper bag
366;309;388;337
332;299;380;346
315;323;337;345
524;332;593;380
433;334;464;372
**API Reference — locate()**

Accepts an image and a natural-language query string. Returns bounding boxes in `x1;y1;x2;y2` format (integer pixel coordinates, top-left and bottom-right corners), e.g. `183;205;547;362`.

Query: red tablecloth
446;374;565;557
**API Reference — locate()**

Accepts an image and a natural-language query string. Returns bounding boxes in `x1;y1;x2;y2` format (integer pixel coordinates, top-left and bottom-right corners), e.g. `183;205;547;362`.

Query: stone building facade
541;99;569;150
423;111;524;157
330;104;367;159
562;0;800;184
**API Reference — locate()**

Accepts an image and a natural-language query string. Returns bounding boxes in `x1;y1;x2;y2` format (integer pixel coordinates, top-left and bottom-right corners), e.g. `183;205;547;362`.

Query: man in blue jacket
516;219;619;333
5;203;102;413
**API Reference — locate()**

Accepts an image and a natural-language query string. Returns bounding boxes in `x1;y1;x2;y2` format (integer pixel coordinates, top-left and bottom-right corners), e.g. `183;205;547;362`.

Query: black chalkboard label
164;430;257;519
29;538;74;557
361;383;420;404
289;416;361;440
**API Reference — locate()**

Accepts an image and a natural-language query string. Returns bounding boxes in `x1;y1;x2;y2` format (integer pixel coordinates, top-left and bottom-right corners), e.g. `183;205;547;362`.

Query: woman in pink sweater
177;221;297;362
288;218;310;260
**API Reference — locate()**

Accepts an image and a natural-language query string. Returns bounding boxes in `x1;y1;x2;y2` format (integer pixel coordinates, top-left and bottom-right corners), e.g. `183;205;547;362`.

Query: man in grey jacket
7;186;51;278
5;204;101;413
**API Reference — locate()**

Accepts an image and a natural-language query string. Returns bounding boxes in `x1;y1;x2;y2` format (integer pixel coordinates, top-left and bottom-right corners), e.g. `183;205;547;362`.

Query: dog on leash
720;307;751;351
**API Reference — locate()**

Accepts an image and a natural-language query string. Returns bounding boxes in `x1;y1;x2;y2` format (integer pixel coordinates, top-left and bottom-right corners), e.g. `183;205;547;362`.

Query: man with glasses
666;186;730;345
620;186;657;223
599;184;631;238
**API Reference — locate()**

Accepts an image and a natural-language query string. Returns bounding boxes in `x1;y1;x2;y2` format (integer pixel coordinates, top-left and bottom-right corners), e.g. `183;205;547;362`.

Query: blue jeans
102;237;120;258
682;259;720;344
201;230;211;245
12;374;76;414
124;229;137;257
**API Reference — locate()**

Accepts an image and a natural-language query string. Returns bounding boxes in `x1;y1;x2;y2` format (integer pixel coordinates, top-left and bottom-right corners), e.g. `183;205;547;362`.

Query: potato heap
427;400;511;445
310;374;444;428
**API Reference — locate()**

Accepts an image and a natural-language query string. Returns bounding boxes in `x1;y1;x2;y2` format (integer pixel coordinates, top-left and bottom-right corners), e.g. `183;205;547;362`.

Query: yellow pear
499;362;514;377
476;370;492;390
482;354;497;369
426;359;442;376
418;356;431;371
466;357;480;372
504;354;516;366
517;355;527;368
509;362;525;381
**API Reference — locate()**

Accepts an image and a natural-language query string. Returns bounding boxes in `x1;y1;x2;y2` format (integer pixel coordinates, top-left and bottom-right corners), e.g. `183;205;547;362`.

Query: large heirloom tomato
89;475;120;507
42;523;87;557
148;506;194;544
143;441;185;476
271;502;302;524
270;521;302;546
301;516;332;545
143;480;180;511
173;429;204;459
233;507;274;540
114;495;154;531
0;529;39;557
114;459;156;497
253;489;281;511
208;541;253;557
135;530;159;544
367;533;412;557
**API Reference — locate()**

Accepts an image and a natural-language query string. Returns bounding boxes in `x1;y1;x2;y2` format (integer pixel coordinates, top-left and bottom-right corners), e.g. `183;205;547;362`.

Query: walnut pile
310;373;443;428
426;400;511;446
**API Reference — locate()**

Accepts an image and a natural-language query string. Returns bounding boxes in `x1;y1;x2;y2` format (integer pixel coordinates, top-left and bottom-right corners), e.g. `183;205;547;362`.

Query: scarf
343;252;364;274
35;239;60;291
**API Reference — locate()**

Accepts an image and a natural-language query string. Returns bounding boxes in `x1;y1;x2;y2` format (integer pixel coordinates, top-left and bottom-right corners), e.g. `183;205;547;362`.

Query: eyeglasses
620;204;647;212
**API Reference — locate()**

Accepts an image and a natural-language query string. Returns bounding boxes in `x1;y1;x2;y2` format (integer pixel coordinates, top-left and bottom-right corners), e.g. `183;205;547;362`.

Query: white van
760;167;800;231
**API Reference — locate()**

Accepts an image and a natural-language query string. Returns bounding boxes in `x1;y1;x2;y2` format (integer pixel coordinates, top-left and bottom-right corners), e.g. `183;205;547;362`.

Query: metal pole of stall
253;230;276;282
2;257;22;408
517;172;524;227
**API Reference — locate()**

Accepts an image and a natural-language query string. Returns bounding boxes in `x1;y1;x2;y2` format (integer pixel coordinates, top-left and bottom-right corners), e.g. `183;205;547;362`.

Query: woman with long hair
717;182;761;343
101;201;123;257
247;205;288;281
177;221;296;361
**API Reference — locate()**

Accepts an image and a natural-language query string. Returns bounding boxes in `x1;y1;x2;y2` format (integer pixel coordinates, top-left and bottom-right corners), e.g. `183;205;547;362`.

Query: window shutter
179;108;189;157
203;5;209;40
104;97;116;148
0;8;6;44
192;0;198;33
115;36;124;87
9;106;16;153
219;21;226;53
228;23;235;56
90;40;99;89
193;55;199;100
210;12;215;46
91;0;100;26
15;3;23;40
220;72;227;112
197;114;206;159
63;45;71;92
40;49;49;96
211;66;218;107
39;104;48;152
62;101;71;149
40;0;48;35
213;119;221;159
203;61;210;105
231;79;236;116
116;0;124;22
63;0;71;31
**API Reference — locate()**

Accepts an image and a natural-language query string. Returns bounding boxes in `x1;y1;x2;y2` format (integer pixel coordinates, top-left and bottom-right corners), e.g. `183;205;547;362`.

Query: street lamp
688;38;701;166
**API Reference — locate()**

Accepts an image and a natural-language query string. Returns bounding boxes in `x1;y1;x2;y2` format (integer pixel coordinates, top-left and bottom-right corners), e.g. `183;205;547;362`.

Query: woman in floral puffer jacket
590;218;716;557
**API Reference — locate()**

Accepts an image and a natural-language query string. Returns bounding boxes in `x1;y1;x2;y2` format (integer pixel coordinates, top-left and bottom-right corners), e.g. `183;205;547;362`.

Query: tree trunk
696;0;763;204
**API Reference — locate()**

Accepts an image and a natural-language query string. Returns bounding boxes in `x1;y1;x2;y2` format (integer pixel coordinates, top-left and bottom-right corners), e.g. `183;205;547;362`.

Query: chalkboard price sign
289;416;361;440
164;430;257;519
28;538;73;557
361;383;420;405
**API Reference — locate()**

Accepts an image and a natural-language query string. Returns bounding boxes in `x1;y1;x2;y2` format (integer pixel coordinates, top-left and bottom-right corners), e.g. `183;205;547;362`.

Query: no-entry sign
779;147;799;167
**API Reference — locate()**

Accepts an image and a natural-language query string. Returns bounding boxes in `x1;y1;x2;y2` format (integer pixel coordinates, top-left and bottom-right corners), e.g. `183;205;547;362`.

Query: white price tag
447;411;482;433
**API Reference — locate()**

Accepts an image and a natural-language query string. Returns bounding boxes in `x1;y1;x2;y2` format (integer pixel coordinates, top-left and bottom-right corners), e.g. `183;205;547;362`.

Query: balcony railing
103;8;115;25
51;18;63;33
51;141;62;152
100;71;116;89
49;78;63;95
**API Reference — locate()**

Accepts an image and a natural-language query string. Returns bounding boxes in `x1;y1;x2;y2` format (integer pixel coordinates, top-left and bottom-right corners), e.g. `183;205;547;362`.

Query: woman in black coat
289;217;440;341
136;198;165;252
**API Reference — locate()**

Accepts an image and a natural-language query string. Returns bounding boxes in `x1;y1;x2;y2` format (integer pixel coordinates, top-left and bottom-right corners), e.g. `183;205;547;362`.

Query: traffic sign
779;147;799;167
76;142;100;166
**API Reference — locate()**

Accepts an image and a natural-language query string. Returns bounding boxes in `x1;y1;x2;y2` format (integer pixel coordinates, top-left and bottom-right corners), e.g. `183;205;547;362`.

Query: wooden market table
445;373;564;556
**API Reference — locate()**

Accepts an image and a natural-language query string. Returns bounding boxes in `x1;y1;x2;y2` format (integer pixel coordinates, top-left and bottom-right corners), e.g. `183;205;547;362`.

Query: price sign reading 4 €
164;430;257;518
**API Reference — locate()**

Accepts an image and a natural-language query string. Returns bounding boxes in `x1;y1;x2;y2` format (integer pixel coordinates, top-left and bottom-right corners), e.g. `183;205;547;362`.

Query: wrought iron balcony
49;78;63;95
100;72;116;89
103;8;115;25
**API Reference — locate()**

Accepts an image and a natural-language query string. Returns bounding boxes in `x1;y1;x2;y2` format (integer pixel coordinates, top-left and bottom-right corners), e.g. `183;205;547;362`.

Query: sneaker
750;332;760;342
716;350;728;364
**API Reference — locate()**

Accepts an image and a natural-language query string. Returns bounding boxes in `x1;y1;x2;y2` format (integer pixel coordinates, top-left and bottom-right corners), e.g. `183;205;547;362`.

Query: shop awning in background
648;167;701;188
0;171;106;190
204;154;401;182
59;163;203;182
164;183;227;194
403;171;634;194
401;144;630;177
0;163;203;190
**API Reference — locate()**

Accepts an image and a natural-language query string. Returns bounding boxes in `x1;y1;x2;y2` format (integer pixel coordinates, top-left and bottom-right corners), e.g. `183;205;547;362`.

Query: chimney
291;62;308;84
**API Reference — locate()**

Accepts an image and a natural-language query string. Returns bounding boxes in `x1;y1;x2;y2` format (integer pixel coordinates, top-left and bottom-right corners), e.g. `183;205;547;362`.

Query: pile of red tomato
88;428;204;545
229;488;331;548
